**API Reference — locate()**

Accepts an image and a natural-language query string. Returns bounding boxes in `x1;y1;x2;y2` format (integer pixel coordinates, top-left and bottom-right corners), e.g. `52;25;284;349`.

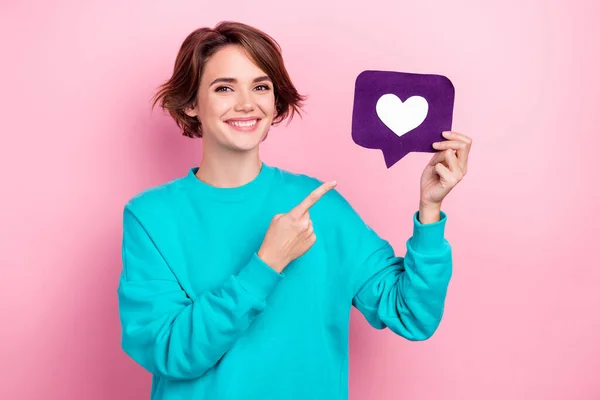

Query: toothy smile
226;119;259;127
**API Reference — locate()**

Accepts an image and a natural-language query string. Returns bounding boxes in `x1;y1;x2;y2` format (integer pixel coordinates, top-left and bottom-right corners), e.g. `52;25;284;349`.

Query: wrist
257;249;288;273
418;202;441;224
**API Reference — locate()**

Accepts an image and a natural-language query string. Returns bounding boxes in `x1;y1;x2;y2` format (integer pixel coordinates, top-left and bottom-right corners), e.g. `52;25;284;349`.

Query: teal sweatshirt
117;162;452;399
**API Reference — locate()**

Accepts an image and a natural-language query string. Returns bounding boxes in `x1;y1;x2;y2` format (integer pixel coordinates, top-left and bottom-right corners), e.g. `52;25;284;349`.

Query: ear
184;107;198;118
184;104;198;118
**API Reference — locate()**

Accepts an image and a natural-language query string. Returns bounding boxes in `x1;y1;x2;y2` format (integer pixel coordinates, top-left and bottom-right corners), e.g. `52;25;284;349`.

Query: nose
234;90;255;113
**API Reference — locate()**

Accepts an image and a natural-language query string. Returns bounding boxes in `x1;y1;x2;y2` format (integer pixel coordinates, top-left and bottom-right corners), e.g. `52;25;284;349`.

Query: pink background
1;0;599;399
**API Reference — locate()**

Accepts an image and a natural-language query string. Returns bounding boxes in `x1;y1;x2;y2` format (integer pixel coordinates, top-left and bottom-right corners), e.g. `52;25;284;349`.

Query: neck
196;146;263;189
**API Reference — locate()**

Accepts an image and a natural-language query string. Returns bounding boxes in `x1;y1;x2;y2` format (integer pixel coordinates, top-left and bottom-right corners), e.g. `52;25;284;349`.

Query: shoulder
122;174;188;223
274;166;357;216
275;167;322;191
274;167;377;244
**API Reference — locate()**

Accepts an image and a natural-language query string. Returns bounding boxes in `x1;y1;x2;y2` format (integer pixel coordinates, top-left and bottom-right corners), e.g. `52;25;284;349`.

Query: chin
222;120;270;152
225;141;257;153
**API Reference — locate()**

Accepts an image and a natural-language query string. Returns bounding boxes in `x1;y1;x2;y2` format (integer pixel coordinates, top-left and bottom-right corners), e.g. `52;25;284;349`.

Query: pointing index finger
289;181;337;219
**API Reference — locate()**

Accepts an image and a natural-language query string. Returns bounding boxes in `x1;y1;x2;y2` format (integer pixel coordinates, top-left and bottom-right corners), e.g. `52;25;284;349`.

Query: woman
117;21;471;400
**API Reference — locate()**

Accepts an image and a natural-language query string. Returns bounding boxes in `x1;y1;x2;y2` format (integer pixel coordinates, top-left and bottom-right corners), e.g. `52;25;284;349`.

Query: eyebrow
209;75;272;86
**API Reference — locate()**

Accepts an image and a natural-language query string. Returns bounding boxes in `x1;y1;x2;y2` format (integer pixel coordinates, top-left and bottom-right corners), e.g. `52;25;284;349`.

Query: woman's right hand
257;181;337;273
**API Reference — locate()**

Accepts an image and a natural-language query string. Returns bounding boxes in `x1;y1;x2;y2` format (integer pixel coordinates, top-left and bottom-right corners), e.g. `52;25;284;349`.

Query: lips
224;117;261;132
226;119;259;127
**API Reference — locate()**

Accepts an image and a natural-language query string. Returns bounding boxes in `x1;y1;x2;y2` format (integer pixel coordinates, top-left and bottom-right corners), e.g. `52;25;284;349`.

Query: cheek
258;94;276;116
216;98;236;114
203;98;234;120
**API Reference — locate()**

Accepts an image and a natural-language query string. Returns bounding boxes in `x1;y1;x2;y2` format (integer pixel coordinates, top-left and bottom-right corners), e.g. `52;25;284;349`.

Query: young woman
117;21;472;400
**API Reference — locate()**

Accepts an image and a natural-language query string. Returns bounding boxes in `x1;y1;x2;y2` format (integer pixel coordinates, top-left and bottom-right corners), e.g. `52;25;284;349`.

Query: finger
434;141;469;173
433;140;469;173
442;131;472;145
306;222;314;237
445;149;461;174
300;217;312;231
432;140;461;161
289;181;337;219
428;149;449;167
435;162;458;187
429;151;445;167
443;132;471;170
431;140;463;151
300;217;310;230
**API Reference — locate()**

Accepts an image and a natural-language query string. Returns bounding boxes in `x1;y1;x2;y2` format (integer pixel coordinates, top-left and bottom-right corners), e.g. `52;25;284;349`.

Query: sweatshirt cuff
410;210;448;254
236;253;284;299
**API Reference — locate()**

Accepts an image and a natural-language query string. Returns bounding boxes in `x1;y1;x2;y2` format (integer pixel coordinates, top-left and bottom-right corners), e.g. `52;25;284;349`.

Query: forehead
202;45;267;82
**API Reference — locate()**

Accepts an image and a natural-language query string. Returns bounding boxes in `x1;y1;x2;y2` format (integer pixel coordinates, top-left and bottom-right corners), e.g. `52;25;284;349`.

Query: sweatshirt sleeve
332;191;452;341
117;204;284;381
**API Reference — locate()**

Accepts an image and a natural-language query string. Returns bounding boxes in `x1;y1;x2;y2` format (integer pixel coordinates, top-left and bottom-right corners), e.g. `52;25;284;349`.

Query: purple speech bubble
351;70;455;168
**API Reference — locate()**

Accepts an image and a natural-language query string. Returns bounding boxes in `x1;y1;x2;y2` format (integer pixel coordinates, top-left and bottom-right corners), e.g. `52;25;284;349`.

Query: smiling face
185;44;276;154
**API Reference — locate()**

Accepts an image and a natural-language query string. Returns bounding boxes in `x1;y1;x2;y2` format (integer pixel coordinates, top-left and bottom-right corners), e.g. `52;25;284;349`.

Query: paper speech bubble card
351;70;455;168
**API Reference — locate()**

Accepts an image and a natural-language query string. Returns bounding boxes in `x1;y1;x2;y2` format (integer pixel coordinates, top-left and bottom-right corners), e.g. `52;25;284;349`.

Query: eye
255;84;271;91
215;86;232;92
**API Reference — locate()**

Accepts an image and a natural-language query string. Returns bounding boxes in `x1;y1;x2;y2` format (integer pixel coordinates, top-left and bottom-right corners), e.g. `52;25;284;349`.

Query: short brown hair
151;21;306;138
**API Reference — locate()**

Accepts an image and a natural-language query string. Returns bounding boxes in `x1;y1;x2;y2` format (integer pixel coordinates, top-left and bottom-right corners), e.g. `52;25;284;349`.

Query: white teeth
228;119;258;127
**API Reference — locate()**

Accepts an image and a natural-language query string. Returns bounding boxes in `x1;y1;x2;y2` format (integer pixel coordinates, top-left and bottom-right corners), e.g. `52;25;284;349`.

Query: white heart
376;94;429;137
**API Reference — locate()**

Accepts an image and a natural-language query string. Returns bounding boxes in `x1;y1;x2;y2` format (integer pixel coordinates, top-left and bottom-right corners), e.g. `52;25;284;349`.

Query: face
185;44;276;153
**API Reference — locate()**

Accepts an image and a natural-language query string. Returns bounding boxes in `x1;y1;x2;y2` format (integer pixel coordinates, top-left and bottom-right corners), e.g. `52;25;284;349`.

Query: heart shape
376;94;429;137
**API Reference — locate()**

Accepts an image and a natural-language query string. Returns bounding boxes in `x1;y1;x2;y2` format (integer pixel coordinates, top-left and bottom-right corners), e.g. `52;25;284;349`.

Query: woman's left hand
419;131;472;210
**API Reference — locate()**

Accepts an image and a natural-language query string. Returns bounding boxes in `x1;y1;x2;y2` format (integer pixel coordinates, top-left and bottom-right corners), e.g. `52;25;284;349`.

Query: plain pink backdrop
1;0;599;399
